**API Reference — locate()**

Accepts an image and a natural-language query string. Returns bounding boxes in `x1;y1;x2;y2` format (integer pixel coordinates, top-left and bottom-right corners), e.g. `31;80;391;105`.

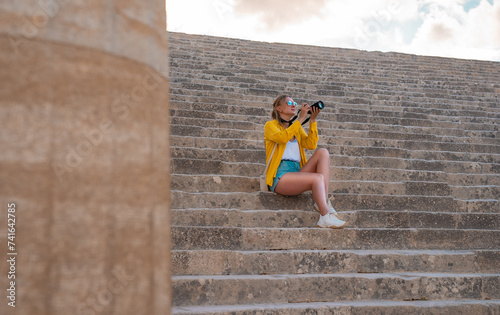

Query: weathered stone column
0;1;171;314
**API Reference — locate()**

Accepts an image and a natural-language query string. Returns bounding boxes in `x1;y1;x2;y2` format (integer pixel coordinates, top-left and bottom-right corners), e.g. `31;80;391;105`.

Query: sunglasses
286;101;297;106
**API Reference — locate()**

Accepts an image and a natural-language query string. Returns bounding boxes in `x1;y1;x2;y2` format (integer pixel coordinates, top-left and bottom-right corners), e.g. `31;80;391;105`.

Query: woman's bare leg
274;172;330;216
300;148;330;200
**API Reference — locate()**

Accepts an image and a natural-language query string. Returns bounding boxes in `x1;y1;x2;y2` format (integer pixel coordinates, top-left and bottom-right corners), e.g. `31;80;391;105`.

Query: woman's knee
316;148;330;160
318;147;329;155
312;173;324;185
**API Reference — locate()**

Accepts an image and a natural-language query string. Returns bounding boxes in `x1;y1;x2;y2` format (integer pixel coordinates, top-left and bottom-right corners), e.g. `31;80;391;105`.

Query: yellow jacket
264;119;318;187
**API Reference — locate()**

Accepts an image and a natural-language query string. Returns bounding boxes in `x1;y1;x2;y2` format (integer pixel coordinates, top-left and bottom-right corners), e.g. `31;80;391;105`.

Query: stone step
170;173;500;201
169;97;500;136
170;114;500;148
170;158;261;177
169;69;499;104
171;191;498;213
169;81;498;105
331;167;500;187
169;135;500;173
170;93;500;120
335;155;499;175
336;106;500;121
170;129;500;160
333;193;498;213
168;48;500;85
171;174;260;193
169;68;498;95
169;109;500;141
170;174;452;196
169;62;498;88
325;135;500;156
170;107;500;143
170;156;500;184
452;185;500;200
171;209;500;230
168;35;500;79
170;135;263;150
172;299;500;315
170;190;443;211
170;124;261;140
172;225;500;251
169;106;500;145
169;95;268;115
171;109;500;146
169;88;500;125
332;181;498;200
169;77;497;106
330;111;499;132
170;123;500;151
168;75;497;102
170;145;500;169
169;32;498;66
172;249;500;276
171;108;267;125
171;116;257;131
170;146;263;163
169;76;500;114
170;62;498;91
170;134;499;158
171;272;500;307
366;130;499;146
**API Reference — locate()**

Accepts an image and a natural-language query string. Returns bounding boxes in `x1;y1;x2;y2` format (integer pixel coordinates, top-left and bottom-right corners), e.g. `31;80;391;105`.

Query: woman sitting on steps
264;94;346;229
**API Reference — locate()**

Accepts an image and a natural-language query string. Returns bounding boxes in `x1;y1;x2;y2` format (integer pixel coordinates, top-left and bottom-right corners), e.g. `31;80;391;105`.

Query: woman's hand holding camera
298;103;321;124
309;105;320;123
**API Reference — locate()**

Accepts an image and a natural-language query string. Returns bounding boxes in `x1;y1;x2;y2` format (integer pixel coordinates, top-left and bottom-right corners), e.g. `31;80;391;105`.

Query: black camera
309;101;325;112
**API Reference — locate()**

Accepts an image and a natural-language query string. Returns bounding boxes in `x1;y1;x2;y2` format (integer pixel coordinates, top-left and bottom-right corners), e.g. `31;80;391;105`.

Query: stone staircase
168;32;500;314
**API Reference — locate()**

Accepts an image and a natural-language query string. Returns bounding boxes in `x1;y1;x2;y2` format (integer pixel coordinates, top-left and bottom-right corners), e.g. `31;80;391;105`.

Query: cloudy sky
166;0;500;62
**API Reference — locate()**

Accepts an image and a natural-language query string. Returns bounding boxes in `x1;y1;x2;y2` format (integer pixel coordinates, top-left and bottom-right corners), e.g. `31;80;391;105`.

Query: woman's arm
300;106;320;149
299;121;318;150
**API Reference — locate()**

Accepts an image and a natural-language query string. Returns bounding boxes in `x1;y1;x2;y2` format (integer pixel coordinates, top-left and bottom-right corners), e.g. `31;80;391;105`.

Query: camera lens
312;101;325;110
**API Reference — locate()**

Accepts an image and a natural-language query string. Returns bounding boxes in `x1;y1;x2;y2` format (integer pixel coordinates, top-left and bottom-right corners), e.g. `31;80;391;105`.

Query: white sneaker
327;200;339;216
313;200;338;216
317;213;346;229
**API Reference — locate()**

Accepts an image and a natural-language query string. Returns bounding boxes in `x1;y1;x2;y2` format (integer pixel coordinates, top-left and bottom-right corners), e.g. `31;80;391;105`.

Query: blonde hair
271;94;290;120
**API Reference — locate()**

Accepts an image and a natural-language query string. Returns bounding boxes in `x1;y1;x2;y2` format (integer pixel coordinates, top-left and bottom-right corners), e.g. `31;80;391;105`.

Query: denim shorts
269;160;301;192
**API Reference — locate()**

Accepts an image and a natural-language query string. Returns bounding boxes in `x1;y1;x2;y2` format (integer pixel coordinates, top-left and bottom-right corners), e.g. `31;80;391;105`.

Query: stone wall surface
0;1;171;315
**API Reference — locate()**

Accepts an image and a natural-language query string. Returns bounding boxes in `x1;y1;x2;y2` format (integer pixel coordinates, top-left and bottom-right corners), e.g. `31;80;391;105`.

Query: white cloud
233;0;329;31
166;0;500;61
406;0;500;60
